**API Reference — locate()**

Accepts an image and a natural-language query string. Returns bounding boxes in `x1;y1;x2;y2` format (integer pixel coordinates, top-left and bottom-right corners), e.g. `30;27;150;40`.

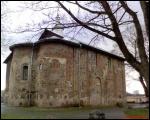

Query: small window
22;65;28;80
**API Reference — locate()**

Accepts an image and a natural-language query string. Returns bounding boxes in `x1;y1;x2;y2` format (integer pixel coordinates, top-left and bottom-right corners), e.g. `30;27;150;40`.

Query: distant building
3;15;126;107
126;93;148;103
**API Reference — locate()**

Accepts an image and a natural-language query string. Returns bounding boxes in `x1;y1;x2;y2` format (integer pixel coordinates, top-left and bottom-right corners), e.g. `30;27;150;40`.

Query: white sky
1;1;145;94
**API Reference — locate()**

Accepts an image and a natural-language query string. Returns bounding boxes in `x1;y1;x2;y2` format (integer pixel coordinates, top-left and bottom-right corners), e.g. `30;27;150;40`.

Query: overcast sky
1;1;145;94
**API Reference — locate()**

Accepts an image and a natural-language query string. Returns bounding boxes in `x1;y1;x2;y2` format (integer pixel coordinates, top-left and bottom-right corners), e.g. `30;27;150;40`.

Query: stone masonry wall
7;47;33;106
6;43;125;107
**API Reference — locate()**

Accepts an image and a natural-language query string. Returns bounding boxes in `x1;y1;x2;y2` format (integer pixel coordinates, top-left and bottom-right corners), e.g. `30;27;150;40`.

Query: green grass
124;108;149;116
1;105;119;119
4;103;143;119
1;106;93;119
1;114;33;119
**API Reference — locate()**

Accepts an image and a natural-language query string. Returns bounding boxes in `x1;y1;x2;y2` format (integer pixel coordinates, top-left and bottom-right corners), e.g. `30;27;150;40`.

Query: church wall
33;43;125;107
6;43;125;107
78;48;126;107
4;57;12;104
35;43;75;107
7;47;33;106
5;58;12;92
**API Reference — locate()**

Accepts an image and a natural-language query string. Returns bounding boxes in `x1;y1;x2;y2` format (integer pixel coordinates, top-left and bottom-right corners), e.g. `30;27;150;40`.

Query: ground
124;107;149;119
1;103;149;119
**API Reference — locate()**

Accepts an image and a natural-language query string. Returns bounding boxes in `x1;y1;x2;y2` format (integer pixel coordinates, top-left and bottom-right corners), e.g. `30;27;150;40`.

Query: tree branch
120;1;148;65
139;76;148;97
100;1;141;72
57;1;116;41
75;1;106;15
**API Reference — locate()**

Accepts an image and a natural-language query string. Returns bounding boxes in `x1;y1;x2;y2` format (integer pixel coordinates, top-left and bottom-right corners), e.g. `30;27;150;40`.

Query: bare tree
3;1;149;97
140;1;149;38
111;25;149;96
1;1;15;55
54;1;149;97
1;1;9;55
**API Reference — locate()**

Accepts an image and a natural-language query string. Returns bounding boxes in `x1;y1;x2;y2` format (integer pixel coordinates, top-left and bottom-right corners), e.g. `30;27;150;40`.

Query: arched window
22;64;28;80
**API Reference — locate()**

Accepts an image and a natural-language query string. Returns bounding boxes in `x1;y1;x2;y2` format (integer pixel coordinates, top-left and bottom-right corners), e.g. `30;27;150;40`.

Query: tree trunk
142;68;149;97
139;63;149;97
140;1;149;38
139;76;149;97
58;1;149;98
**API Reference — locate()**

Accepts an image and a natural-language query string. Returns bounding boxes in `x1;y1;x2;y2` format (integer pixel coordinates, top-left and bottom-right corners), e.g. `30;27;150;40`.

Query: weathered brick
5;42;125;107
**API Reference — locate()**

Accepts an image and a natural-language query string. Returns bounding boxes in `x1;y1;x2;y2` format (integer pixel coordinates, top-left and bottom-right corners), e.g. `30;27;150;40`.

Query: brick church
4;15;126;107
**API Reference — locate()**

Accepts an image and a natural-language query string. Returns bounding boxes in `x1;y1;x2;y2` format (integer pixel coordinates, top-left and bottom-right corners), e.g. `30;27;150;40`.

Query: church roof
3;53;13;63
4;29;125;63
39;29;63;40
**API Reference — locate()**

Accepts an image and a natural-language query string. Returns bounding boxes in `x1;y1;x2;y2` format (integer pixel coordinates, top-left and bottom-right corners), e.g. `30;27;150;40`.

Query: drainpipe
28;42;34;106
78;43;82;107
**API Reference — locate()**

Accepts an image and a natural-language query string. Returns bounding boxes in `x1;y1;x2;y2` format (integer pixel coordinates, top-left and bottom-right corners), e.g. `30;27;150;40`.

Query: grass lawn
1;106;112;119
1;107;88;119
124;108;149;119
2;103;149;119
1;104;125;119
1;114;32;119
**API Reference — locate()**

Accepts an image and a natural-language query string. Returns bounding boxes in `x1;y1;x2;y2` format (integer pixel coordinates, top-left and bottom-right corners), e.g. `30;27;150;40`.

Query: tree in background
1;1;15;55
140;1;149;38
1;1;149;97
111;25;149;96
54;1;149;97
